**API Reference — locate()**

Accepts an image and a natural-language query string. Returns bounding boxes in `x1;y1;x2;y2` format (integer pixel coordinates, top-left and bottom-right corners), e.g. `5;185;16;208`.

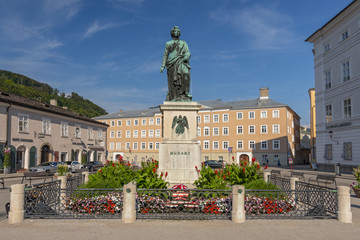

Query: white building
306;0;360;172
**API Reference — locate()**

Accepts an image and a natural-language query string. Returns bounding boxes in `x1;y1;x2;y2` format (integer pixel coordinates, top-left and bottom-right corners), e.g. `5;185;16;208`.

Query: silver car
64;161;83;173
29;162;64;174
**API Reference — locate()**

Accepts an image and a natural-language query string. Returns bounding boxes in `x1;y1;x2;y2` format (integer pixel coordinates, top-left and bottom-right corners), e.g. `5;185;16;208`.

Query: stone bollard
263;171;271;183
122;182;137;223
8;184;25;224
82;171;90;184
231;185;245;223
57;176;67;209
337;186;352;223
290;177;299;200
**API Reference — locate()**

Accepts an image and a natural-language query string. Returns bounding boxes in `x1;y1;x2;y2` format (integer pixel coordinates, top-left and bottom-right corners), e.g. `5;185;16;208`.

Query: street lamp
328;131;339;145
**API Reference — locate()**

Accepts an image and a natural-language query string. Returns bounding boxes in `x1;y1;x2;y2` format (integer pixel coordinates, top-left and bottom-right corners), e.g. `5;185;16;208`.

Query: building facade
0;91;108;172
306;0;360;172
95;88;301;166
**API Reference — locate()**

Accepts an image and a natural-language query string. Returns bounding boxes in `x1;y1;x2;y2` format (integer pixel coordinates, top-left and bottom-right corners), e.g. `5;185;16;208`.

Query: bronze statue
171;115;189;135
161;26;192;101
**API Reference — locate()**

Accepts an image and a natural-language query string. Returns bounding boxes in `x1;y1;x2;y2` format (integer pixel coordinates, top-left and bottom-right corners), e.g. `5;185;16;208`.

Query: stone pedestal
159;101;202;185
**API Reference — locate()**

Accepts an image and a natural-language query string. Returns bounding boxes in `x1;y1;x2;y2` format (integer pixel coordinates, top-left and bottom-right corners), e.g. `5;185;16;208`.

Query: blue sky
0;0;354;126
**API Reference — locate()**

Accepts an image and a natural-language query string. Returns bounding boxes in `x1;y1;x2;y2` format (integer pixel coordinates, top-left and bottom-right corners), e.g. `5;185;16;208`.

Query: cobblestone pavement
1;167;360;240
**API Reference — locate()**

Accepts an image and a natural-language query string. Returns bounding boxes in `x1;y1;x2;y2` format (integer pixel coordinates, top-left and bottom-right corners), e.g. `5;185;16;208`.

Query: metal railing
66;175;85;189
137;189;232;220
268;175;291;190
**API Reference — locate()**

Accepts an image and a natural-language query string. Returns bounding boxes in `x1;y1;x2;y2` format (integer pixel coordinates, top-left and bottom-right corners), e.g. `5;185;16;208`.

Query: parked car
203;160;223;169
29;162;64;174
64;161;83;173
218;160;227;167
83;161;104;172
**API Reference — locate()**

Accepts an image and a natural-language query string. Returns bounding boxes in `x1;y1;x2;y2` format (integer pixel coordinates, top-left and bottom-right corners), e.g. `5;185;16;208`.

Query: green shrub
243;179;279;190
194;166;228;189
135;160;168;189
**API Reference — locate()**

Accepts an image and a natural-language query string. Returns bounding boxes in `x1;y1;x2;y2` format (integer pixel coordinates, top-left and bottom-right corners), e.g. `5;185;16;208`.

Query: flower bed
245;195;294;215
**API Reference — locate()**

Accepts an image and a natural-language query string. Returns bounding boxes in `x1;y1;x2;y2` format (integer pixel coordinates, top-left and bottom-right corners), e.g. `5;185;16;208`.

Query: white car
64;161;83;173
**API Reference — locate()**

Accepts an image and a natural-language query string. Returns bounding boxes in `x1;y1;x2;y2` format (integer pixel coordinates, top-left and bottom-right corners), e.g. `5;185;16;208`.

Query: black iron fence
137;189;232;220
268;175;291;190
66;175;85;189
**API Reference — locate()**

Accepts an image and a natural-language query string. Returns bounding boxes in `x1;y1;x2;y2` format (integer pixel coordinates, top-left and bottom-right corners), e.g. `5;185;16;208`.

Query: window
261;111;267;119
213;114;219;122
109;142;114;150
237;112;243;119
126;130;131;138
222;127;229;135
223;114;229;122
98;130;103;140
42;119;51;135
134;119;139;126
126;120;131;126
249;140;255;150
149;130;154;137
249;125;255;134
155;129;161;137
117;120;122;126
117;131;122;138
342;61;350;82
272;124;280;134
133;130;138;138
60;122;68;137
274;155;279;161
204;127;210;136
344;99;351;118
342;30;349;41
324;43;330;52
324;70;331;89
204;140;209;150
272;110;279;118
204;115;210;123
261;125;267;134
249;111;255;119
326;105;332;123
156;117;161;125
237;126;243;134
75;125;81;138
141;142;146;150
133;142;138;150
116;142;121;150
125;142;131;150
325;144;332;160
237;141;243;149
213;141;219;149
88;128;93;140
222;141;229;149
343;142;352;160
155;142;160;150
261;140;268;150
18;114;29;132
141;130;146;138
110;131;115;138
149;119;154;125
273;140;280;150
213;127;219;136
148;142;153;150
197;127;201;137
197;115;201;124
142;119;147;125
110;120;115;127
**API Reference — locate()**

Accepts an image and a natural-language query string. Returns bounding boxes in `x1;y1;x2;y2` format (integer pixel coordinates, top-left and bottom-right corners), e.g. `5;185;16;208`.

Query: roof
0;91;108;127
94;97;299;120
305;0;357;42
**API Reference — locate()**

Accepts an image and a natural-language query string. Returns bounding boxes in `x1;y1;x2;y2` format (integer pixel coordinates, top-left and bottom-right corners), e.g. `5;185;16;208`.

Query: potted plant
351;167;360;197
3;147;11;174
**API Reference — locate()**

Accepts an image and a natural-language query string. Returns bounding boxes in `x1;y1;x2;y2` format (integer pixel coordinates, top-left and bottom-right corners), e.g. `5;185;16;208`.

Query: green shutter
10;146;16;171
29;147;37;167
0;144;3;169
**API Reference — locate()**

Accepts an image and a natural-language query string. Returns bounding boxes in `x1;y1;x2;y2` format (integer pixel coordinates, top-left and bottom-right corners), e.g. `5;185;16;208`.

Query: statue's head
170;26;181;38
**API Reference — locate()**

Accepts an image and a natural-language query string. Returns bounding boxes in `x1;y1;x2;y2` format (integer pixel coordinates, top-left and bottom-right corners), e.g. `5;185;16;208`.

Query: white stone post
57;176;67;209
290;177;299;200
122;182;137;223
8;184;25;224
82;171;90;184
337;186;352;223
231;185;245;223
263;172;271;183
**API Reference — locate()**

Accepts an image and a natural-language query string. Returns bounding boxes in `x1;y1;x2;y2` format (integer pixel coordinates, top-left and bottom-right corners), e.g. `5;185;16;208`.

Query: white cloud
82;21;125;39
43;0;82;20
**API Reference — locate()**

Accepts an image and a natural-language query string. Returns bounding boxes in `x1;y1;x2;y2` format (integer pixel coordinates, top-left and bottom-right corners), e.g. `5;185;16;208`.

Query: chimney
50;99;57;106
260;87;269;100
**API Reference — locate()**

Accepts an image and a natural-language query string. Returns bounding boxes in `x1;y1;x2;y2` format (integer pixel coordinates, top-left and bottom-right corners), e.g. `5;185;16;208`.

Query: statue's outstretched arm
160;43;169;73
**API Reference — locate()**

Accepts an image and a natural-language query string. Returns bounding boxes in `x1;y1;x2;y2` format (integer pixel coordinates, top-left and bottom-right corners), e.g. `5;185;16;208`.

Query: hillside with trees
0;70;107;118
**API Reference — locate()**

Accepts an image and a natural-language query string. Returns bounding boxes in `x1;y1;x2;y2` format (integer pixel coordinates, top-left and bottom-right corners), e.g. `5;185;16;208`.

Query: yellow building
94;88;301;166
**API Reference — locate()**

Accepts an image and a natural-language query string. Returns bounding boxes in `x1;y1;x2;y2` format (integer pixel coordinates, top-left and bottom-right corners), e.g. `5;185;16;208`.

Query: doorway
41;145;50;163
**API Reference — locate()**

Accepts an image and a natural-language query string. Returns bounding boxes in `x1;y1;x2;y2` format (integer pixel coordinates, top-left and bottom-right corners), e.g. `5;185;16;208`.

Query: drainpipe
5;103;11;148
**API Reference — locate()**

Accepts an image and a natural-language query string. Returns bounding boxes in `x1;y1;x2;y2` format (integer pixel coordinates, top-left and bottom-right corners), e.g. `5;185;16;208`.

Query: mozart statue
160;26;192;101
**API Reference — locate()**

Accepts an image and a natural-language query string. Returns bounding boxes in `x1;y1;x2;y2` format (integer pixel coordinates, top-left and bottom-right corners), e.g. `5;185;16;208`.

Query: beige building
0;91;108;172
95;88;301;166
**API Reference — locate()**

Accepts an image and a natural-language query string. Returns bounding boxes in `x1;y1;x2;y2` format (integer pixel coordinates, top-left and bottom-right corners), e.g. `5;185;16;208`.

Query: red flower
264;165;268;170
155;164;158;168
232;156;234;161
223;175;226;180
152;168;156;174
195;166;198;170
160;172;164;177
119;155;123;161
257;164;260;170
244;162;247;167
252;158;256;163
112;163;115;167
227;171;230;176
242;168;245;173
99;169;102;173
215;170;218;174
165;172;168;178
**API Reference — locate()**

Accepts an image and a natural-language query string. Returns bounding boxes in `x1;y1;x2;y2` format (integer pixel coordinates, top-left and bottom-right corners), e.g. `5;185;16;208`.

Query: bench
284;171;305;181
308;174;336;187
21;172;53;186
1;175;22;189
270;170;281;177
